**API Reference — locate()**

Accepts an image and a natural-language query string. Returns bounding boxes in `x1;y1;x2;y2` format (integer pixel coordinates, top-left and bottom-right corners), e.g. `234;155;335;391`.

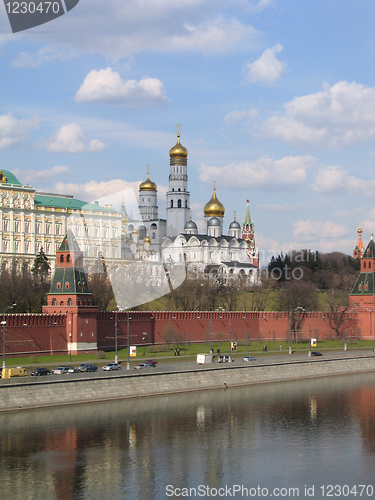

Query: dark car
145;359;157;366
311;351;323;356
78;364;98;372
29;367;51;376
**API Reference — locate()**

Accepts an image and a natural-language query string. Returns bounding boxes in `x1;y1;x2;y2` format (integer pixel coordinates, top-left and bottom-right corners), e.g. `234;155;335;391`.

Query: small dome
204;188;225;217
139;170;157;191
229;220;241;229
358;225;362;234
184;219;198;230
144;234;151;244
169;133;188;158
208;217;221;227
132;228;139;234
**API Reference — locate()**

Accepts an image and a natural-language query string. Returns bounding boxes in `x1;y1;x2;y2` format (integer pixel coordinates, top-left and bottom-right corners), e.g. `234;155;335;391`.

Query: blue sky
1;0;374;263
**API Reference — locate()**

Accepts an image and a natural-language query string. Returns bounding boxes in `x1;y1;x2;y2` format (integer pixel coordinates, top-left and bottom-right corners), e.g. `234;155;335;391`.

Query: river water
1;373;375;500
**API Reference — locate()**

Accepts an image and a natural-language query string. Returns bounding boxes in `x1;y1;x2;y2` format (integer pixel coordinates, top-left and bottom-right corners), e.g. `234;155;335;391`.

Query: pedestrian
279;344;282;351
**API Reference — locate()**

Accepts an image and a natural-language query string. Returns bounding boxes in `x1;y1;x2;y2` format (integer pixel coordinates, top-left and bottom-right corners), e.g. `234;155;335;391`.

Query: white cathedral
0;130;259;283
122;131;259;282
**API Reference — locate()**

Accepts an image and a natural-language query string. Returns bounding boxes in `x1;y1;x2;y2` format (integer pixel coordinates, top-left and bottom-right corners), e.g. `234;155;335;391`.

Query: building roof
0;169;22;186
49;267;91;295
351;272;375;295
34;194;116;212
363;237;375;259
58;230;82;252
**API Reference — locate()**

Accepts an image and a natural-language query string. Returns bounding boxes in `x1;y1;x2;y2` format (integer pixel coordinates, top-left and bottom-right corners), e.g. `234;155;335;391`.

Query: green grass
5;338;374;369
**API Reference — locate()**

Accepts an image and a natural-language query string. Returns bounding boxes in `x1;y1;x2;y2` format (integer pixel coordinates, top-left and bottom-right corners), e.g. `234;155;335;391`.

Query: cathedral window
178;188;181;192
185;200;188;208
171;200;173;208
178;199;182;208
152;232;156;239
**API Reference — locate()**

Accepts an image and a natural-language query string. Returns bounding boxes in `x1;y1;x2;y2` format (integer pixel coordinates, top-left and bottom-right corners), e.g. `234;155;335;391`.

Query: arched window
178;199;182;208
60;255;64;263
185;200;188;208
52;298;57;306
67;298;72;306
171;200;173;208
369;261;372;269
67;254;70;263
364;262;367;269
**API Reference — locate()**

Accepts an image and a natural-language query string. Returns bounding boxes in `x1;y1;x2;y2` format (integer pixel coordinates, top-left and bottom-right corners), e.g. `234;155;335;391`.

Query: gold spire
139;165;157;191
169;126;188;158
204;186;225;217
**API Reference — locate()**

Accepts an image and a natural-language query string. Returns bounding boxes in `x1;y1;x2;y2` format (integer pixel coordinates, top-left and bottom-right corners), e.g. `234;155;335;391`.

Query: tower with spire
350;235;375;308
242;199;258;267
43;230;98;353
166;126;190;236
353;225;364;259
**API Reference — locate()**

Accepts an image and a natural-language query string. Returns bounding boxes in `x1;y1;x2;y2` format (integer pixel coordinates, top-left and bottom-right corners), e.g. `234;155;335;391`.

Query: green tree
31;247;50;282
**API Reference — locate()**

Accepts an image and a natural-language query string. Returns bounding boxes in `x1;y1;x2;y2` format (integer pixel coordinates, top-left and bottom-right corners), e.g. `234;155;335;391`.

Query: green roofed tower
46;230;93;307
350;236;375;306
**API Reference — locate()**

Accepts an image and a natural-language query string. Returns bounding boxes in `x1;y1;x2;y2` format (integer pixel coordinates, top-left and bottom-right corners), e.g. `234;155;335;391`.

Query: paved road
1;350;374;385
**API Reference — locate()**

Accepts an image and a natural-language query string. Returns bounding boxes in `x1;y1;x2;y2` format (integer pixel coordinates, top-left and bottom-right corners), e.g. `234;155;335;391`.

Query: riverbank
1;354;375;413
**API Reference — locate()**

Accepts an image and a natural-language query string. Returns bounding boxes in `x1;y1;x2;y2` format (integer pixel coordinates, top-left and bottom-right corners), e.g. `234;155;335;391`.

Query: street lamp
228;310;232;362
2;303;16;369
115;310;118;364
127;311;130;370
290;306;305;355
209;310;213;355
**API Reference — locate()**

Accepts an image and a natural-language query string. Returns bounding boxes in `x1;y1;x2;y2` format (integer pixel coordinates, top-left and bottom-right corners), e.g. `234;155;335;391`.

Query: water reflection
1;373;375;499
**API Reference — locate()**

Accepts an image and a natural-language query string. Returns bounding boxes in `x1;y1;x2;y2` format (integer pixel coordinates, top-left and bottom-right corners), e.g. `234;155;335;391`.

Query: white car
102;363;121;371
243;356;257;362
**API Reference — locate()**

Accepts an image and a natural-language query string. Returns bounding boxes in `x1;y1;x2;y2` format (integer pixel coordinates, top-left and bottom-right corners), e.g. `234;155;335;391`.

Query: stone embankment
1;355;375;413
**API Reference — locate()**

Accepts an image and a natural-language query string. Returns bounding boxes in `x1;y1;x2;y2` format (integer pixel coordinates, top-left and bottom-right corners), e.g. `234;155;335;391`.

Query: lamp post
209;310;213;355
344;312;347;352
2;303;16;370
127;311;130;370
366;309;373;352
308;311;311;358
115;310;118;364
228;310;232;362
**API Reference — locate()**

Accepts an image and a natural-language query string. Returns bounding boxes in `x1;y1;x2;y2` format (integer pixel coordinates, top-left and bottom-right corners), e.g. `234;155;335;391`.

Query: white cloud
0;113;41;150
199;155;317;190
12;46;77;68
262;81;375;148
45;123;107;153
244;44;286;84
224;108;259;125
33;1;260;58
75;68;169;106
16;166;71;184
312;166;375;198
293;220;349;242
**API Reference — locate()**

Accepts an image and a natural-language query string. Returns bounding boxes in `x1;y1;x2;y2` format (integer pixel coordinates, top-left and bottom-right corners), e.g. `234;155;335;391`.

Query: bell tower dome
166;125;190;236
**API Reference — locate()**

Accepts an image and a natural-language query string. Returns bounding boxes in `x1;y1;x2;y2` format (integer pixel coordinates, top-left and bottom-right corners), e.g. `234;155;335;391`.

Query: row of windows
3;220;119;238
51;298;91;306
170;200;188;208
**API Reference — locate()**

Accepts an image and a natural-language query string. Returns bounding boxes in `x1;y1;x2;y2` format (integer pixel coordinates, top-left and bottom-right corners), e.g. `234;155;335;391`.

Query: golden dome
169;133;188;158
358;225;362;234
204;188;225;217
144;234;151;244
139;168;157;191
132;228;139;234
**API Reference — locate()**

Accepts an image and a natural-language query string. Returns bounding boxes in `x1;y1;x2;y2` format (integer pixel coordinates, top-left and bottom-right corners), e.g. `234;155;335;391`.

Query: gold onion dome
204;188;225;217
132;228;139;234
169;133;188;158
139;170;157;191
144;234;151;244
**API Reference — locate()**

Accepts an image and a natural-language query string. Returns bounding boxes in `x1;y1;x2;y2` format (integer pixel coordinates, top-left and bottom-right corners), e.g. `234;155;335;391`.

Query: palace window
46;223;51;235
3;219;9;231
56;224;61;235
14;220;20;232
25;222;30;233
36;222;41;234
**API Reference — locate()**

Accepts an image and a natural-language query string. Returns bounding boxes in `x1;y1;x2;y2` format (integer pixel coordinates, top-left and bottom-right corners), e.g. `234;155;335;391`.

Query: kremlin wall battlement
0;309;367;359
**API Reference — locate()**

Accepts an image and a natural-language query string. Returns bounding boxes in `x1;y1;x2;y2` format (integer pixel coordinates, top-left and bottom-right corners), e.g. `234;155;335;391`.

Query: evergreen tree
31;247;50;282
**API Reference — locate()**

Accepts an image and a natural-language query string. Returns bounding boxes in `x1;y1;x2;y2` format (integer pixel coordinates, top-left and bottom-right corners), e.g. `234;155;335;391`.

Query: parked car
243;356;257;362
145;359;157;366
78;364;98;372
102;363;121;371
52;366;74;375
29;367;51;376
311;351;323;356
218;355;231;363
134;361;156;369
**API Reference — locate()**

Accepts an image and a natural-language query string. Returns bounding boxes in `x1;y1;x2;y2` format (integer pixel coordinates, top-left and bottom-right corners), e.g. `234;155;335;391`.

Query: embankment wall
1;355;375;413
